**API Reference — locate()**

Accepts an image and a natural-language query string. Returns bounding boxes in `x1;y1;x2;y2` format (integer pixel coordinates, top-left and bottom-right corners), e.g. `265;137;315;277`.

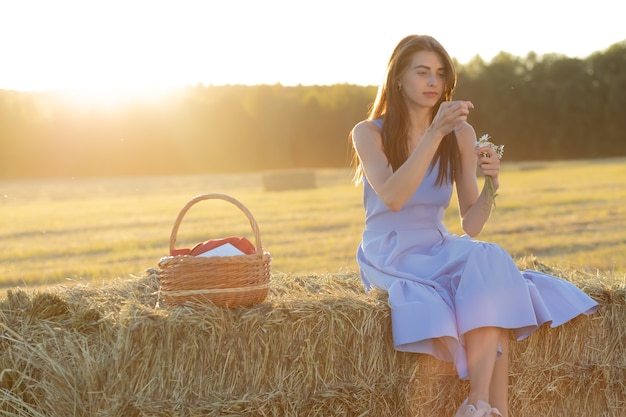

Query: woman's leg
465;327;501;405
463;326;510;416
464;326;500;405
489;330;510;417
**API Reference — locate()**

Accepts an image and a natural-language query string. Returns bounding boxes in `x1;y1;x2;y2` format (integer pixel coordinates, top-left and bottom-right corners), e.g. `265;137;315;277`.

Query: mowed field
1;157;626;291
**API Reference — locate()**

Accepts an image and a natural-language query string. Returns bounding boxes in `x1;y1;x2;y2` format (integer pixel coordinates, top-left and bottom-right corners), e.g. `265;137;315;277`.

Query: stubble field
1;157;626;292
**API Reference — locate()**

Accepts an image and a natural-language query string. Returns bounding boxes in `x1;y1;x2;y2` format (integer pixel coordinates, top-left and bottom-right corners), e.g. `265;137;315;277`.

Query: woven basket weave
158;193;271;308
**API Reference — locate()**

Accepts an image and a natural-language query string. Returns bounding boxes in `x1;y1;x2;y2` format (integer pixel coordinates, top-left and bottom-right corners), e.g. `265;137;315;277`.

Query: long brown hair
351;35;460;185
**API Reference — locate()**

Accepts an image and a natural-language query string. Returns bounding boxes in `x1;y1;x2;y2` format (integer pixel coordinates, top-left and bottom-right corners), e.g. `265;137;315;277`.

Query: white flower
476;134;504;159
475;133;504;209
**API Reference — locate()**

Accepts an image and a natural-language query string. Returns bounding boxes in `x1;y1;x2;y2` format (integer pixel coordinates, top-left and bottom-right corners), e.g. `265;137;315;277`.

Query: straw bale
0;264;622;416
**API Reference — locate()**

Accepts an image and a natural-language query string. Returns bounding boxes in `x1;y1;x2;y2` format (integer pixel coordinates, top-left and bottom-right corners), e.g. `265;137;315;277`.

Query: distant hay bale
262;169;316;191
0;263;621;416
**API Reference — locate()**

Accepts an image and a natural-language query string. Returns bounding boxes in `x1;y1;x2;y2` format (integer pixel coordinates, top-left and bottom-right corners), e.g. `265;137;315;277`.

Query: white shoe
454;399;503;417
454;399;481;417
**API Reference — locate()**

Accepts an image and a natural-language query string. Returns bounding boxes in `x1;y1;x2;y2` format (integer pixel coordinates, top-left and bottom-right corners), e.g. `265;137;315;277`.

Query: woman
350;34;598;417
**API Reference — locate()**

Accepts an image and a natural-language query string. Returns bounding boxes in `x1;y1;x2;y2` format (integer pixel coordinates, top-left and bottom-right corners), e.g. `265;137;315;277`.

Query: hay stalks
0;264;623;416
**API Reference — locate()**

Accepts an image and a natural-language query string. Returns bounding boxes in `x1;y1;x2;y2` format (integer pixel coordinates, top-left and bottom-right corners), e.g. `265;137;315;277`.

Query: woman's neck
407;106;432;135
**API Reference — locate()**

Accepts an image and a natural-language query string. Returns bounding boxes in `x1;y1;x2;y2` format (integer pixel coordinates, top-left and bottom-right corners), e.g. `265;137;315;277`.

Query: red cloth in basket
170;236;256;257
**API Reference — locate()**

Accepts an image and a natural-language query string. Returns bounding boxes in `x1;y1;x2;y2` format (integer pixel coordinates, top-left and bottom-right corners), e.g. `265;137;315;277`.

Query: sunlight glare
1;0;624;92
53;87;176;110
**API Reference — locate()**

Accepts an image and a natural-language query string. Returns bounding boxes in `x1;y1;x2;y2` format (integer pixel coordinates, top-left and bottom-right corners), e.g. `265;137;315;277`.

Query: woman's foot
454;399;481;417
454;399;503;417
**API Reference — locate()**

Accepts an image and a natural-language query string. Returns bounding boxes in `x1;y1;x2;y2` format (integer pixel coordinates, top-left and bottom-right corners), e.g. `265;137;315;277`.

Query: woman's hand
429;100;474;137
475;145;501;191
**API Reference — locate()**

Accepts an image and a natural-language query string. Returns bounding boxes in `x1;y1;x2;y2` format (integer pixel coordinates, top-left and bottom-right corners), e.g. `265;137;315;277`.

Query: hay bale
262;170;316;191
0;266;620;416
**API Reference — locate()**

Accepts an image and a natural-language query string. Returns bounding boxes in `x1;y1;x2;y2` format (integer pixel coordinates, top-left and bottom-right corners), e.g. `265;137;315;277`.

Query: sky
1;0;624;93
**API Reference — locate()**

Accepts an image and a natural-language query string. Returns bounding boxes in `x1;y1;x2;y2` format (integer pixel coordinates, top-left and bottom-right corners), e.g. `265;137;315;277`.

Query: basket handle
169;193;264;256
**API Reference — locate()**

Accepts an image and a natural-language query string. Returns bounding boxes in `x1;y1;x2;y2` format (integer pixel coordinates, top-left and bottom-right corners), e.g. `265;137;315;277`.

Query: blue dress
356;153;599;379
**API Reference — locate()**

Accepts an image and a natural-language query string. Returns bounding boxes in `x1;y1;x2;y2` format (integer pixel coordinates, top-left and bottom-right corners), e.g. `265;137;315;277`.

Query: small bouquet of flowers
475;134;504;207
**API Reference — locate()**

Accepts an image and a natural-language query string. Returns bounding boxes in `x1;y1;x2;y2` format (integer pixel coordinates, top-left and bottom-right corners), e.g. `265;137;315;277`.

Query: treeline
1;41;625;179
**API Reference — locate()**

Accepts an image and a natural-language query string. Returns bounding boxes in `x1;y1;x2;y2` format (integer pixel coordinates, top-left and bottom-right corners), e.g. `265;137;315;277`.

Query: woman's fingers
475;146;500;174
476;145;503;160
478;156;500;176
441;100;473;117
435;100;474;133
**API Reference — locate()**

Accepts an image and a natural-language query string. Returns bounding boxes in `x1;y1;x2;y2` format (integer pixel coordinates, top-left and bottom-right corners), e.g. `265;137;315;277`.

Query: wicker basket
158;193;271;308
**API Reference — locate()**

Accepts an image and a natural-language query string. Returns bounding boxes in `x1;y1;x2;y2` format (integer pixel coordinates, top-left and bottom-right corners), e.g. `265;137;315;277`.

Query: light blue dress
356;140;599;379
